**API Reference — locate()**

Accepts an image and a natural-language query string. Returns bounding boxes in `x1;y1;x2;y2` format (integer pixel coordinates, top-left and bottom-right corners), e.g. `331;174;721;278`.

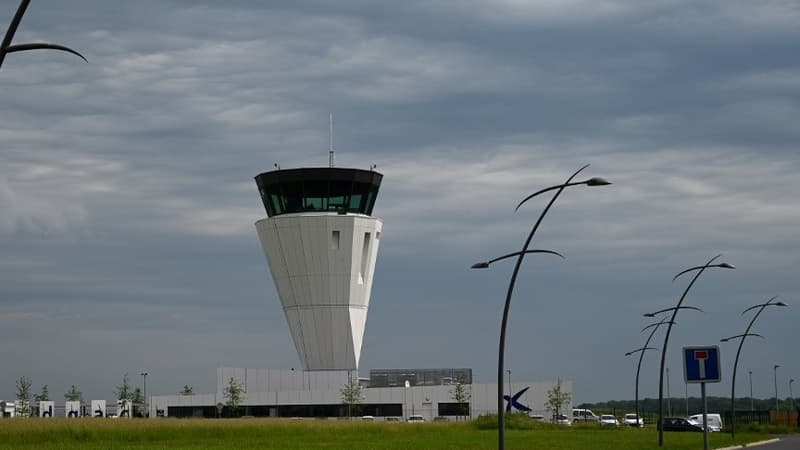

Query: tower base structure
255;213;381;371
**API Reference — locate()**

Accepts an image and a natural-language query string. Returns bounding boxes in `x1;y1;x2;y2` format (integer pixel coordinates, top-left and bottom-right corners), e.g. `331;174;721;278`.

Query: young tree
15;376;33;416
223;377;245;417
34;385;50;402
64;385;83;402
179;385;194;396
340;378;364;418
545;379;571;422
115;373;133;403
132;387;144;417
449;378;472;421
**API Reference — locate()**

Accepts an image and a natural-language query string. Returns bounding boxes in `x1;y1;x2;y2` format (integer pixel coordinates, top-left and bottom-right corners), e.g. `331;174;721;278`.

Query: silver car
599;414;619;427
623;413;644;427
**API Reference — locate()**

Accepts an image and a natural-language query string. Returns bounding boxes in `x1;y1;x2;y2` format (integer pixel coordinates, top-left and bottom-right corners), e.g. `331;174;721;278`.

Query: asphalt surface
749;435;800;449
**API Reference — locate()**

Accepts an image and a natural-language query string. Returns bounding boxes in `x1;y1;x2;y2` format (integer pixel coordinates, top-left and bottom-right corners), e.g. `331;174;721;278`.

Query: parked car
407;414;425;422
361;415;374;421
688;414;723;432
554;414;572;426
572;408;599;423
658;417;703;432
599;414;619;427
528;414;545;421
623;414;644;427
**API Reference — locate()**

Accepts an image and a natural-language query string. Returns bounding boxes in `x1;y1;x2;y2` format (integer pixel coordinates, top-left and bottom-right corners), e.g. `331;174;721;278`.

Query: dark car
658;417;703;432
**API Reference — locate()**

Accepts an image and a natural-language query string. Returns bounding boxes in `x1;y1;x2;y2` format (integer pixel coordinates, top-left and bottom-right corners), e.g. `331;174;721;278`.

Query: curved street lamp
644;305;704;317
650;255;735;447
720;296;787;439
625;317;674;427
471;164;610;450
789;378;795;412
0;0;87;70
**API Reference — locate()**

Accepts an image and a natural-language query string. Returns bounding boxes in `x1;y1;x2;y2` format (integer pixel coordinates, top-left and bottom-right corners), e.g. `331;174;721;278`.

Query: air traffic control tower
254;168;383;371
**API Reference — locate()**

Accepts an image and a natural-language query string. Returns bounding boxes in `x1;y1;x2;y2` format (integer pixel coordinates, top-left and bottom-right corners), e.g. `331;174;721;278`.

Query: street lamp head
643;312;656;317
717;262;736;269
585;177;612;186
774;301;788;307
774;365;780;370
720;337;730;342
471;262;490;269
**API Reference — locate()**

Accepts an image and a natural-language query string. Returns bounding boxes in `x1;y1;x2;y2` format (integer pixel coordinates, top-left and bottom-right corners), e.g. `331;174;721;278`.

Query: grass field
0;416;778;449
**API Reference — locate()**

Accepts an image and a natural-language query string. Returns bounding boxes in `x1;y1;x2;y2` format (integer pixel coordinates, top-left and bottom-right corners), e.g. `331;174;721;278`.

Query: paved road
751;435;800;449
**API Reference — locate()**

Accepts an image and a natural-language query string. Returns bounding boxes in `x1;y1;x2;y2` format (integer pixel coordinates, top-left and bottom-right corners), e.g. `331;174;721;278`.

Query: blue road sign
683;346;721;383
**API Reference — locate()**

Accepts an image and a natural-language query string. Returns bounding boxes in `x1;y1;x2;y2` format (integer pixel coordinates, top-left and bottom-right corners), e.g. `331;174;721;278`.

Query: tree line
13;375;196;417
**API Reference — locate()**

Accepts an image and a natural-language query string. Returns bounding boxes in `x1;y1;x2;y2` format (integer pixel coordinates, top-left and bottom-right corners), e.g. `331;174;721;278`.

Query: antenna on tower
329;112;335;168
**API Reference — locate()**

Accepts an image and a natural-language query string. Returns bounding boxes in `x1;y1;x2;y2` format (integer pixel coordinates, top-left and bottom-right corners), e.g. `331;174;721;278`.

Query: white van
572;408;599;423
688;414;723;432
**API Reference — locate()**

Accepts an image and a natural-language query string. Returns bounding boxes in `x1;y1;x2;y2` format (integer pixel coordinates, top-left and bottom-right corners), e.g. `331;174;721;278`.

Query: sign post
684;346;721;450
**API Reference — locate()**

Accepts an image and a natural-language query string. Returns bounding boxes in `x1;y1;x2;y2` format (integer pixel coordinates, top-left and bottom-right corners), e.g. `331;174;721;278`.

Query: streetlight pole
403;380;408;421
506;370;511;399
0;0;87;70
666;367;672;416
650;255;735;447
625;317;673;426
140;372;148;418
471;164;610;450
790;379;795;413
720;296;787;438
774;365;780;413
749;371;754;413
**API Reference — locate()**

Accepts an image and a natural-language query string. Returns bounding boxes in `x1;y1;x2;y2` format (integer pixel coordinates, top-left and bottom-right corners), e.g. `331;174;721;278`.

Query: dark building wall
368;368;472;388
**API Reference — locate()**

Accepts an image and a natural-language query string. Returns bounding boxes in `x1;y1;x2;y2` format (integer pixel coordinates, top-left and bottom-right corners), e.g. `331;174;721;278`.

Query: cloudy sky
1;0;798;404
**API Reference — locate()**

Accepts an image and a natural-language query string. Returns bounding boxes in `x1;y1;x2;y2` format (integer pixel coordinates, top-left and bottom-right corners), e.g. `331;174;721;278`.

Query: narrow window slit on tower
359;232;371;284
331;230;340;249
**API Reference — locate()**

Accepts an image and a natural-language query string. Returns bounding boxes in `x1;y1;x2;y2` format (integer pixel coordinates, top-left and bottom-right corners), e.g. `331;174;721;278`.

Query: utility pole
140;372;148;418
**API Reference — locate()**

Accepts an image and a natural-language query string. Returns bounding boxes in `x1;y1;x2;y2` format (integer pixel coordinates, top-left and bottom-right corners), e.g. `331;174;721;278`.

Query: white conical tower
254;168;383;371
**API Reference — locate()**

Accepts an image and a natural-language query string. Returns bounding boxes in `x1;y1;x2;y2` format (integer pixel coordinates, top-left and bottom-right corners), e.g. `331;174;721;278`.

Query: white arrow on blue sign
683;346;721;384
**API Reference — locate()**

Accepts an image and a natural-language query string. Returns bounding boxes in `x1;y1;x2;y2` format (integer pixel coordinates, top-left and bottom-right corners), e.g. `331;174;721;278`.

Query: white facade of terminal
150;368;571;420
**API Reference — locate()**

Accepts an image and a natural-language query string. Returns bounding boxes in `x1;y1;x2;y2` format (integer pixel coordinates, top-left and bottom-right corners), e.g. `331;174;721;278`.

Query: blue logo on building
503;387;532;413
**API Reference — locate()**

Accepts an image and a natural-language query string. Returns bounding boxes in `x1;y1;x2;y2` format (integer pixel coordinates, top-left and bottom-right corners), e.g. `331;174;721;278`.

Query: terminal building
149;165;572;420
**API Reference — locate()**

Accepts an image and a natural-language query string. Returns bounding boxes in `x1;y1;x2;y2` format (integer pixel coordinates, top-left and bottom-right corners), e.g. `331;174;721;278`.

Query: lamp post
0;0;87;70
140;372;148;418
720;296;787;438
749;371;754;413
790;379;795;412
403;380;408;421
649;255;735;447
774;365;780;412
471;164;610;450
625;317;673;426
666;367;672;416
506;370;511;398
